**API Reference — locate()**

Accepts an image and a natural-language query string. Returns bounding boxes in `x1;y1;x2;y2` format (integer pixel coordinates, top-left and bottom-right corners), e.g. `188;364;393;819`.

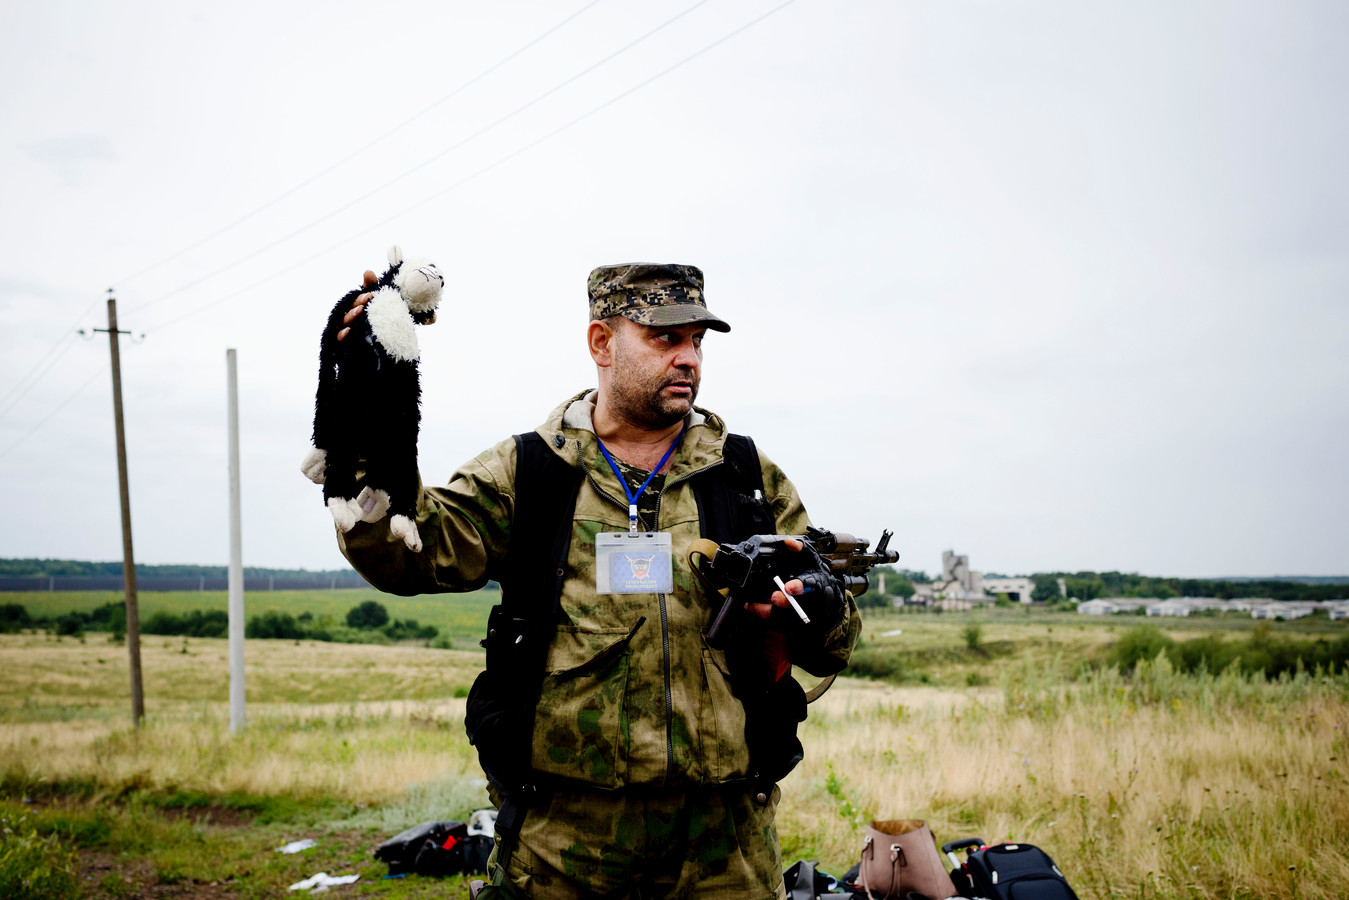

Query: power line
0;364;108;460
5;0;804;457
4;3;604;419
0;294;106;425
124;0;712;317
111;0;606;290
0;330;78;415
143;0;802;336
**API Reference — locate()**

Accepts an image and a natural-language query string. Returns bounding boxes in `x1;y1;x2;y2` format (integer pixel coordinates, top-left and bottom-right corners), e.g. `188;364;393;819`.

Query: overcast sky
1;0;1345;579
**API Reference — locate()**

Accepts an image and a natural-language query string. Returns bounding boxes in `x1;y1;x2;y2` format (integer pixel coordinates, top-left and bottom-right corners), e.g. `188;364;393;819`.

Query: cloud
22;134;117;185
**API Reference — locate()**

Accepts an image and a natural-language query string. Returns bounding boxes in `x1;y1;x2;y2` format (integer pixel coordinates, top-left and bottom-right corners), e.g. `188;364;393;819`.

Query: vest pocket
701;648;750;780
531;626;633;788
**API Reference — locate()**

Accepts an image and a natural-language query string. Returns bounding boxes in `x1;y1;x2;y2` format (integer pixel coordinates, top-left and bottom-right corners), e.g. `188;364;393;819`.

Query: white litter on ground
276;839;318;854
880;628;903;637
288;872;359;892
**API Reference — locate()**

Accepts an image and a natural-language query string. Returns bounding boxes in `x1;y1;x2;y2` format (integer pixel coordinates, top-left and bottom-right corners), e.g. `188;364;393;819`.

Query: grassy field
4;589;500;649
1;611;1347;899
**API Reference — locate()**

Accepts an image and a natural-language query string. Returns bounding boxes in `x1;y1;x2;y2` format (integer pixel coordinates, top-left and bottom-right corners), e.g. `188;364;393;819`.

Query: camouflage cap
587;263;731;333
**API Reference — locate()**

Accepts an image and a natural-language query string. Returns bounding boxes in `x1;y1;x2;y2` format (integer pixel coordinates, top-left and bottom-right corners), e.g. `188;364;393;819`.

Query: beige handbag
859;820;952;900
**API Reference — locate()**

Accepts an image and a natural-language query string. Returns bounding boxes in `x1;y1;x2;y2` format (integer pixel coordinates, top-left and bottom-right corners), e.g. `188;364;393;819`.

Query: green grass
0;808;80;900
0;797;480;899
3;611;1348;898
5;589;498;648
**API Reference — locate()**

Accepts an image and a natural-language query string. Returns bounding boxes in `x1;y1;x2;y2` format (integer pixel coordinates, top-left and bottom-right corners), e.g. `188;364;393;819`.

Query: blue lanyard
597;425;686;532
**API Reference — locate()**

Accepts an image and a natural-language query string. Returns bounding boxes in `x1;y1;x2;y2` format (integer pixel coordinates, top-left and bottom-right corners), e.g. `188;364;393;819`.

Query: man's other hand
336;270;378;341
743;538;805;620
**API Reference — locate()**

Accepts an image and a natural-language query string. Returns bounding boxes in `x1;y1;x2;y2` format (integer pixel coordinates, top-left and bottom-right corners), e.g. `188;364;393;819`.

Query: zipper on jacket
581;446;728;784
582;447;679;782
651;486;674;782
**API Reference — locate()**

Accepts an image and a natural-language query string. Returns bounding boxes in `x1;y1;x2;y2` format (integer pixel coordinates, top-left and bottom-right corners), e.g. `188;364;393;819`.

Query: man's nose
672;340;700;368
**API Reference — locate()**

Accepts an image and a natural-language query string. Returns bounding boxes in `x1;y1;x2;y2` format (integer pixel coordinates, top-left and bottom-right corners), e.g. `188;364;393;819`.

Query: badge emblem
626;554;655;580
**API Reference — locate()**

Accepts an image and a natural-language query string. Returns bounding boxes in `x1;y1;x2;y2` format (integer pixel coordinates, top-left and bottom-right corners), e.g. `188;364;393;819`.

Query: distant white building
1147;599;1192;617
1076;596;1349;619
1252;604;1314;620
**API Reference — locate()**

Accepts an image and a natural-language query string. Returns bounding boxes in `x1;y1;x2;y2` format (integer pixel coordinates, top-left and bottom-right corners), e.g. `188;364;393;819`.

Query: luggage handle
940;837;985;871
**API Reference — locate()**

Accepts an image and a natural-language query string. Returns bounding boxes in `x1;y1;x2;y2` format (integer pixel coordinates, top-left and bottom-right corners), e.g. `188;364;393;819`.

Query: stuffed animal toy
300;245;443;552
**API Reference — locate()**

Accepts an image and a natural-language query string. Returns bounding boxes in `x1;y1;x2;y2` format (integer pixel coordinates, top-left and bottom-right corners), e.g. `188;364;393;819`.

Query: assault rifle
690;526;898;648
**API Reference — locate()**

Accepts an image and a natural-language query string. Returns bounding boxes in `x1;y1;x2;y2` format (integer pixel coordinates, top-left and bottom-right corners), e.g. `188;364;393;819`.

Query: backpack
943;839;1080;900
464;431;788;846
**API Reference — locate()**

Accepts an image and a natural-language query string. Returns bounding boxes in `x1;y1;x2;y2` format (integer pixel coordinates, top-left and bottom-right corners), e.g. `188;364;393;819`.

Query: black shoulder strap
503;433;584;622
694;433;775;543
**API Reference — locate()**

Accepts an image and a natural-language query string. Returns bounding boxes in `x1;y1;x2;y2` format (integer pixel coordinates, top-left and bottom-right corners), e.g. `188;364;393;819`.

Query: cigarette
774;575;810;624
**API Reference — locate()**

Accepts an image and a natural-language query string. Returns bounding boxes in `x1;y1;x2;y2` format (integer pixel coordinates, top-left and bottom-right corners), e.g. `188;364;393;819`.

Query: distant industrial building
904;549;1045;609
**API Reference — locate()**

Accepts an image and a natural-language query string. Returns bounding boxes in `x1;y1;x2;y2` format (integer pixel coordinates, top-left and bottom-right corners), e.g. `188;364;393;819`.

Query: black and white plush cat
300;245;443;552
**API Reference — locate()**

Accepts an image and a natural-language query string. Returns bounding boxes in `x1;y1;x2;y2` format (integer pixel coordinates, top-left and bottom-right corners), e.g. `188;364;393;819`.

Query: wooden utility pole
94;290;144;726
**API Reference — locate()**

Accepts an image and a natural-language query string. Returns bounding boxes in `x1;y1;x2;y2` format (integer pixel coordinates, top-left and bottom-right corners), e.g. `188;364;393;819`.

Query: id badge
596;531;673;594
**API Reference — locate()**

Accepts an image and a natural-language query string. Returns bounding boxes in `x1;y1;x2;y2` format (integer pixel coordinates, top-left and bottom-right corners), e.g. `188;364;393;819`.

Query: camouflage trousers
476;783;786;900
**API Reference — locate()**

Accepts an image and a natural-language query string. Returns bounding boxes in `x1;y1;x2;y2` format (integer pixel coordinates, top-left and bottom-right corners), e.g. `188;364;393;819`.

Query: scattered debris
277;839;319;854
289;871;359;892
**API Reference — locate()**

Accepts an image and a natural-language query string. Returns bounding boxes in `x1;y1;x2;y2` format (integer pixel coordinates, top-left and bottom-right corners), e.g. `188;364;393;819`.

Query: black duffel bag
375;820;468;877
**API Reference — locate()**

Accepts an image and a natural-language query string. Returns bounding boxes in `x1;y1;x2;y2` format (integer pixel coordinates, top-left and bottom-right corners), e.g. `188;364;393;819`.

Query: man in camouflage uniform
330;264;861;899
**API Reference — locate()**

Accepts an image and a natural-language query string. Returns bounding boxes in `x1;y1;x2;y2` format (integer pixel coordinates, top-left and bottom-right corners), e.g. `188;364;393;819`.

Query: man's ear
588;319;617;368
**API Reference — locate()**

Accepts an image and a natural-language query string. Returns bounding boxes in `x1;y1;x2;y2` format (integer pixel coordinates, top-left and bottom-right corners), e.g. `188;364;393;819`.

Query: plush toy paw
389;514;423;553
327;496;359;533
354;486;391;523
301;447;327;484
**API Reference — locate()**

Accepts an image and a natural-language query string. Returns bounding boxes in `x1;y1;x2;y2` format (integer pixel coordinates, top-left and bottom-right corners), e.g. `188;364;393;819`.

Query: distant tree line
0;558;367;580
852;566;1344;609
1042;571;1346;603
0;600;437;645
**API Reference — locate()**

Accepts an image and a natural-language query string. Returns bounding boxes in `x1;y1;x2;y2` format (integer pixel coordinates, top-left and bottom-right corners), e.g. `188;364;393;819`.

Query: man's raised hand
336;270;379;342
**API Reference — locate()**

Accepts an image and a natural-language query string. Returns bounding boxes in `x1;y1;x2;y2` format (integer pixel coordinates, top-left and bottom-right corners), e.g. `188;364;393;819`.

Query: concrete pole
226;349;246;733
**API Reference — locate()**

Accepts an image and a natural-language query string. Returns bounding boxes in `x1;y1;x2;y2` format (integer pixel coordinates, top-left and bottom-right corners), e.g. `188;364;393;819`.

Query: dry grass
781;661;1349;899
2;632;1348;899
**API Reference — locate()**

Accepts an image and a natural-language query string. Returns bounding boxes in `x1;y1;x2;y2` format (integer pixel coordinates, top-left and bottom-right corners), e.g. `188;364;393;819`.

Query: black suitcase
942;838;1079;900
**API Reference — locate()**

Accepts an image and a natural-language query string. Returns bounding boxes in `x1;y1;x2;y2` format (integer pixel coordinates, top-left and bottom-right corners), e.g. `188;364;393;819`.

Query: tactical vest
464;431;806;820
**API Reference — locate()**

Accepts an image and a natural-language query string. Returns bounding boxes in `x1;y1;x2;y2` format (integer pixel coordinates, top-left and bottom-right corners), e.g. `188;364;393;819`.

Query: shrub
382;619;439;641
246;611;305;640
0;811;80;900
963;622;983;650
53;613;84;637
1109;625;1174;672
143;610;228;638
346;600;389;630
846;646;910;682
0;604;32;633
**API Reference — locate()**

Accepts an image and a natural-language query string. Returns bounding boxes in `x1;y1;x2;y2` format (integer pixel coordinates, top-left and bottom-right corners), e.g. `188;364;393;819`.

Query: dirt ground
76;851;240;899
71;823;385;900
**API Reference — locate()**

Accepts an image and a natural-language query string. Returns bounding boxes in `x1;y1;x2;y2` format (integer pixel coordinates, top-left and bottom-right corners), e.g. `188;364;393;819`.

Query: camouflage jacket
338;390;861;789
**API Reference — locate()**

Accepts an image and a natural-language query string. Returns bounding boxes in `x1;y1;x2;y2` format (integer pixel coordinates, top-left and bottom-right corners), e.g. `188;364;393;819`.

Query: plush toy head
387;245;443;320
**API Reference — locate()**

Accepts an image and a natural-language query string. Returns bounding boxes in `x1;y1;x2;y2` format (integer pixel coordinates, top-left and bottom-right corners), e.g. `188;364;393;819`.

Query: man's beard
610;350;699;429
